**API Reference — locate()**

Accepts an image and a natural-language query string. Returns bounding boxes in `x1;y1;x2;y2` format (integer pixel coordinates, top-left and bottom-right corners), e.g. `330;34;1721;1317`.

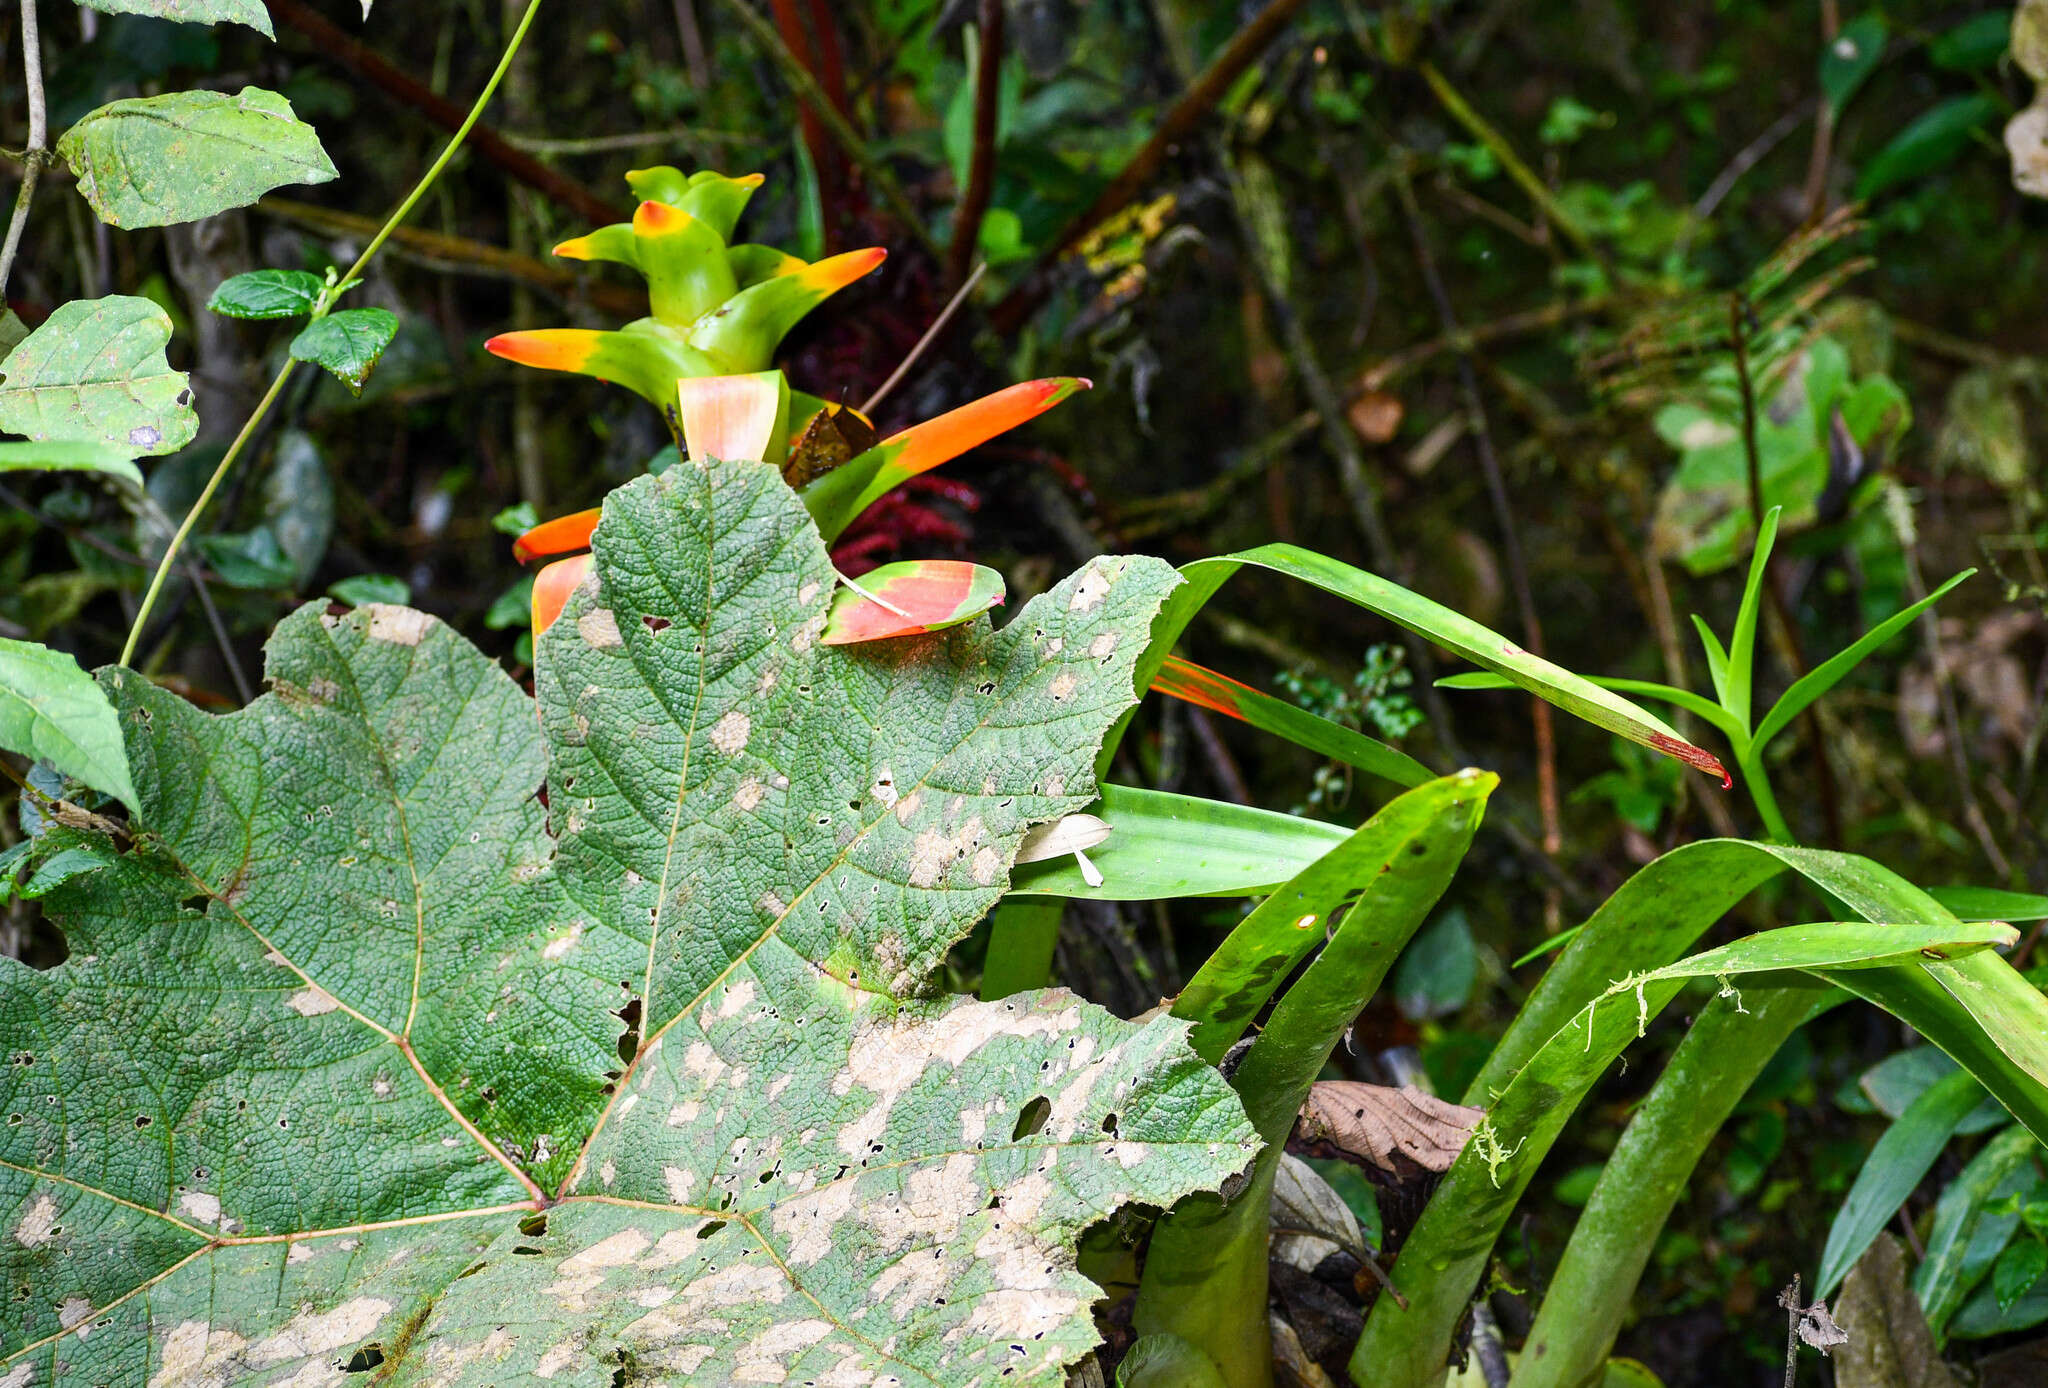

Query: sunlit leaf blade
1928;885;2048;922
0;297;197;456
1726;505;1782;729
1171;772;1494;1066
58;87;337;228
1155;655;1431;789
1009;784;1349;900
77;0;274;34
1818;1068;1988;1298
1438;670;1743;740
1165;545;1730;783
821;560;1005;645
685;247;885;369
484;325;718;405
1632;919;2015;980
0;637;138;811
1752;569;1974;748
0;440;143;488
1;469;1256;1385
289;308;399;395
206;269;326;320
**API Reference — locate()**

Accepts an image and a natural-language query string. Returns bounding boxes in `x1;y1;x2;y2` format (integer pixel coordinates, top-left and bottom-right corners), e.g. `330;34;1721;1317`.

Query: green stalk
1510;982;1835;1388
1134;772;1493;1387
120;0;549;668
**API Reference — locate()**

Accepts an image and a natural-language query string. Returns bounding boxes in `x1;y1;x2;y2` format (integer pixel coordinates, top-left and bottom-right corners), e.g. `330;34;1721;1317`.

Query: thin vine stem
0;0;49;297
119;0;549;668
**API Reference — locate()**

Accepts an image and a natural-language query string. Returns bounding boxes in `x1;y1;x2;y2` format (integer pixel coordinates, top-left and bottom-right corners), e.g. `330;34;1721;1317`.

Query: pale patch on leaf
0;466;1253;1386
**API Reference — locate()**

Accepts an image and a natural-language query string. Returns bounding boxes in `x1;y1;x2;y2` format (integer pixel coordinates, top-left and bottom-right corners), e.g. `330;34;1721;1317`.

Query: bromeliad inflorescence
487;166;1087;644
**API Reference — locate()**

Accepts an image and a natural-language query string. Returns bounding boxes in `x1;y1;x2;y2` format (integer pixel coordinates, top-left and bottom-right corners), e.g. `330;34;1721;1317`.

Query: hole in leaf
518;1213;548;1237
1101;1113;1118;1135
456;1261;487;1279
1012;1096;1051;1142
512;1245;544;1256
696;1221;726;1239
134;1115;150;1128
180;894;209;913
343;1346;384;1373
615;998;642;1063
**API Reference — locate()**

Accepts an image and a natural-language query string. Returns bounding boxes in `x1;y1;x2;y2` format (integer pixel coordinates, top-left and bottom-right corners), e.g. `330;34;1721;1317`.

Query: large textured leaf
77;0;275;35
0;463;1256;1385
0;297;196;456
58;87;337;228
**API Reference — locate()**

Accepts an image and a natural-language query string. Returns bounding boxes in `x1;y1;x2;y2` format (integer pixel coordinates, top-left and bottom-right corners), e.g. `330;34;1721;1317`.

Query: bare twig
1394;167;1564;877
859;261;984;415
947;0;1005;287
0;0;48;297
990;0;1309;332
717;0;939;257
1416;60;1594;257
185;562;253;705
1689;102;1814;230
1801;0;1843;224
671;0;712;91
1782;1273;1803;1388
256;197;646;315
264;0;622;227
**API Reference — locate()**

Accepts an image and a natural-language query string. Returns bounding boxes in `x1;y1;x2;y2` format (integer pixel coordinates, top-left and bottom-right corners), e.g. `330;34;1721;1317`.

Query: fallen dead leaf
1292;1082;1485;1182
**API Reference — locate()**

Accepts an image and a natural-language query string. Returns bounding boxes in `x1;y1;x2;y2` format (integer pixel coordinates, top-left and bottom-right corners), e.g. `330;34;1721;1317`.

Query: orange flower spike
531;553;594;636
882;377;1089;479
511;508;601;564
800;378;1090;542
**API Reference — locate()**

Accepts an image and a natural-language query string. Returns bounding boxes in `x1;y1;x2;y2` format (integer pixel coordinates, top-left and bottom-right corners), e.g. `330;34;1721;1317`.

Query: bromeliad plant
5;152;2048;1388
487;165;1087;641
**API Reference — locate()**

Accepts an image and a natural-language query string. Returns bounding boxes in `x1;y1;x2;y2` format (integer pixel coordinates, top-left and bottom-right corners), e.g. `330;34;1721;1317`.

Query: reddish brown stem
265;0;621;227
948;0;1006;287
990;0;1308;332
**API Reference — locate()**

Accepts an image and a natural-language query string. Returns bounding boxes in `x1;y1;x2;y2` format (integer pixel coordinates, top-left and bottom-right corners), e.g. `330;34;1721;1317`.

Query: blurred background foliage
3;1;2047;1381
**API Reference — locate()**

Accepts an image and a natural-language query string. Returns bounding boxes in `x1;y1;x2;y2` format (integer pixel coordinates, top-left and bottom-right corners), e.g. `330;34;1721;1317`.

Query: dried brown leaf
1293;1081;1485;1181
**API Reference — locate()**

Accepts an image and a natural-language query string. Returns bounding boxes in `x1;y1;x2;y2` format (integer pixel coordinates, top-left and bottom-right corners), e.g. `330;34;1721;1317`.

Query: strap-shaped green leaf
0;466;1257;1386
1353;840;2048;1386
1154;545;1728;782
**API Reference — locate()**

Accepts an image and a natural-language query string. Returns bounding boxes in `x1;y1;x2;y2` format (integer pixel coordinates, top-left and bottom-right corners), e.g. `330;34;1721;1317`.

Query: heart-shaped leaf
290;308;399;395
59;87;337;228
77;0;275;35
0;297;197;457
0;463;1253;1385
207;269;327;321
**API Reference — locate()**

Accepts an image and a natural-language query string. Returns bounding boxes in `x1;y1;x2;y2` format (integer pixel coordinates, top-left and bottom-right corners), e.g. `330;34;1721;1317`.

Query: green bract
0;463;1257;1385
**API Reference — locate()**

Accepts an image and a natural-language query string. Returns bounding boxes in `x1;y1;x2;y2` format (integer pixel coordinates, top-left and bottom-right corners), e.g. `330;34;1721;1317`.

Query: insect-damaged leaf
59;87;337;229
76;0;275;36
0;461;1255;1385
0;297;197;457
